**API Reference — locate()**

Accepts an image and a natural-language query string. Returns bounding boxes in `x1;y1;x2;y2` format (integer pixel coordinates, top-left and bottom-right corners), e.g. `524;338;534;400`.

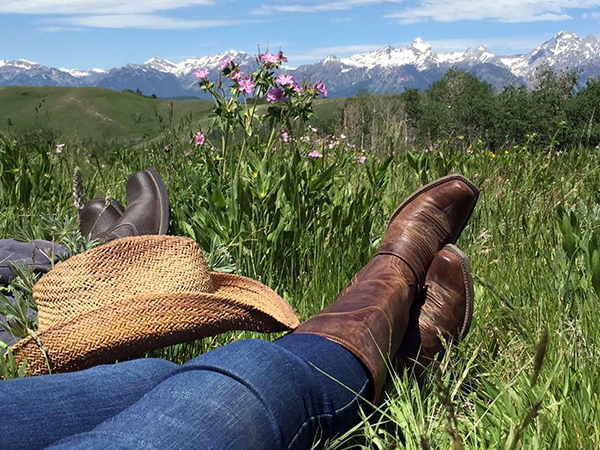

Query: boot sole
443;243;474;339
145;168;170;235
387;174;480;243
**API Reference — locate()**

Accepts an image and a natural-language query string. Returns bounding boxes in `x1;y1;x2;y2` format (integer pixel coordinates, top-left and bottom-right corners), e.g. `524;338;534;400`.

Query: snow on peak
501;31;600;80
462;45;497;64
437;52;465;64
344;39;436;70
321;55;341;64
143;57;178;74
6;59;39;69
556;31;577;40
57;67;107;78
59;68;89;77
174;50;253;76
409;37;431;53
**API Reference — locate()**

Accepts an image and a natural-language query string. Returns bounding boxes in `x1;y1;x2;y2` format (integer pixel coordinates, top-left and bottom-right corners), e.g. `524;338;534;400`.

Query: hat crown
34;236;213;329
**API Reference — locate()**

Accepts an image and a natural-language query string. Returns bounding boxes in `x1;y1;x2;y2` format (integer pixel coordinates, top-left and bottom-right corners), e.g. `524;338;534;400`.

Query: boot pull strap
374;242;424;290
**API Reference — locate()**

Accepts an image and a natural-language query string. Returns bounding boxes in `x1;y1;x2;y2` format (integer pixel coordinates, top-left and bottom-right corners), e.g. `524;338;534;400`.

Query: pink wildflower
292;82;303;94
219;56;233;71
275;73;294;86
261;51;279;64
277;50;288;63
266;87;287;103
315;80;327;97
280;129;289;142
358;155;366;164
310;127;318;133
193;69;209;79
194;131;205;147
308;150;323;159
238;76;255;95
229;70;242;81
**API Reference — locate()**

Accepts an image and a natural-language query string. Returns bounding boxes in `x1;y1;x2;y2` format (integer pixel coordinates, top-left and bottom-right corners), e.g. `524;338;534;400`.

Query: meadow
1;66;599;448
0;86;343;144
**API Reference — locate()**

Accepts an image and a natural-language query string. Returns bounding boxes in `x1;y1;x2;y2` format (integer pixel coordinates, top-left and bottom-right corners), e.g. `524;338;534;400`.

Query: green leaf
210;189;228;208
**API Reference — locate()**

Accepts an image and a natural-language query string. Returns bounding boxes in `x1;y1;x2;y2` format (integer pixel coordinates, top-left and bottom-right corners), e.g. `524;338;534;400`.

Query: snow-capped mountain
501;31;600;83
0;59;84;87
344;39;438;70
142;57;179;75
58;67;107;78
172;50;256;76
1;32;598;97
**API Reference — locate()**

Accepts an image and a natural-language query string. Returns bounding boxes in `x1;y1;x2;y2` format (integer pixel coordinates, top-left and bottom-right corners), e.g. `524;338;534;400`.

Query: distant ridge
1;32;598;97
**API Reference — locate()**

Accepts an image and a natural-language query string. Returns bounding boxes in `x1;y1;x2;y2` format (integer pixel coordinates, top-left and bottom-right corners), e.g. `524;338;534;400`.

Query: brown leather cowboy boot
79;197;125;240
394;244;474;376
95;168;169;243
294;175;479;402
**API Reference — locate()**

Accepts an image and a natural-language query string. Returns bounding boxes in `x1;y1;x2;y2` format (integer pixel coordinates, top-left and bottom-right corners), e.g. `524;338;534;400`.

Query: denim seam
286;377;370;450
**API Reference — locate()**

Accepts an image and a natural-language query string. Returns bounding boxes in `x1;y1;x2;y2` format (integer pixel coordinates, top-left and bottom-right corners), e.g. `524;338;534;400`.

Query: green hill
0;86;345;144
0;86;213;144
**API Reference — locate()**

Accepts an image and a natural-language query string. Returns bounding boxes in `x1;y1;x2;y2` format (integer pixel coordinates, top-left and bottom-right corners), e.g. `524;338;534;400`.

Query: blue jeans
0;334;373;450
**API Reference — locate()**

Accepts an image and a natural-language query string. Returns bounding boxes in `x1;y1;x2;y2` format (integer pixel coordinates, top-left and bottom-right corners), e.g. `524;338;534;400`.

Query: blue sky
1;0;600;69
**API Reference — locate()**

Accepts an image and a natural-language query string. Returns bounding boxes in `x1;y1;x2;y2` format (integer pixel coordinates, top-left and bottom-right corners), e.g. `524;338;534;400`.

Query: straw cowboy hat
8;235;300;376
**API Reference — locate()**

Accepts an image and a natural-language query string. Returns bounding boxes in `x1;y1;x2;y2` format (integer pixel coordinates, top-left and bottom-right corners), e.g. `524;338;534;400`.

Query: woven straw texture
9;236;299;376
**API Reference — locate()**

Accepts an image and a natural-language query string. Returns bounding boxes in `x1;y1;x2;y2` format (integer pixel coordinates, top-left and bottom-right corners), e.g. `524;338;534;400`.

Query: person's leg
45;335;372;450
0;358;177;450
0;239;69;286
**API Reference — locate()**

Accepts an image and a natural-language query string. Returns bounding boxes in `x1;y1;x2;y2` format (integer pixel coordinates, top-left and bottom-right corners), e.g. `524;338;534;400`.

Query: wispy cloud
1;1;258;31
46;14;254;30
251;0;401;15
583;11;600;19
38;26;86;33
384;0;600;24
0;0;214;15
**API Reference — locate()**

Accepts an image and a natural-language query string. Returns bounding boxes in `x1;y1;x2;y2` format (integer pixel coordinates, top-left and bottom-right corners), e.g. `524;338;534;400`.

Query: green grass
0;86;214;144
0;86;345;145
1;128;599;448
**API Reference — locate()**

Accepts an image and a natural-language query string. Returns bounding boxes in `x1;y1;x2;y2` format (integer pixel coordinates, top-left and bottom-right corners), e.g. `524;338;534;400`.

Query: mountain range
1;31;598;98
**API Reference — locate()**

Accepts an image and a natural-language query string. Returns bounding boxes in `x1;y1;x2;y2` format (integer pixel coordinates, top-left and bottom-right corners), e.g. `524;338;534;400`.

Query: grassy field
0;86;344;144
1;119;599;448
0;86;214;144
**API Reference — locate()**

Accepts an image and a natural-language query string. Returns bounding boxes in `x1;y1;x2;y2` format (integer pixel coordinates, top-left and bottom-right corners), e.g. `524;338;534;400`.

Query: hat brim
9;272;300;376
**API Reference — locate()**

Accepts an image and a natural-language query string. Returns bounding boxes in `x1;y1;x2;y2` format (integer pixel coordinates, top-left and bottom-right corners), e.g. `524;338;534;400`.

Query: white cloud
251;0;401;15
39;26;86;32
48;14;252;30
0;0;214;15
2;1;258;31
384;0;600;23
583;11;600;18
